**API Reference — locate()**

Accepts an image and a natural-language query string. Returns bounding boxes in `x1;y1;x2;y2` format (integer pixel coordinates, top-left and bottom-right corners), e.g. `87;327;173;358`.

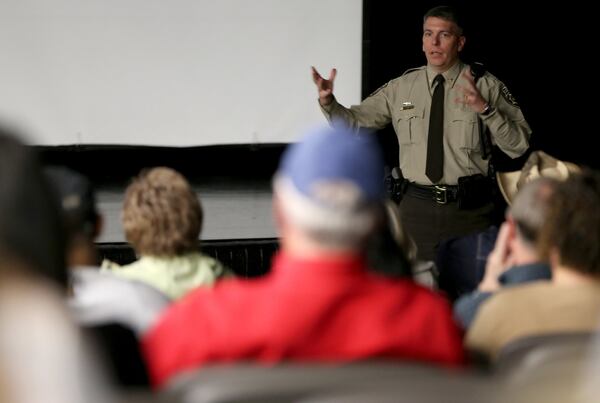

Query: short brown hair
122;167;202;256
423;6;464;35
538;170;600;276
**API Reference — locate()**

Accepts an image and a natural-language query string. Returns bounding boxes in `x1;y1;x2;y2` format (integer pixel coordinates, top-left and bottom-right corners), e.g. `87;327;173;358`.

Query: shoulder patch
401;66;426;76
500;84;520;108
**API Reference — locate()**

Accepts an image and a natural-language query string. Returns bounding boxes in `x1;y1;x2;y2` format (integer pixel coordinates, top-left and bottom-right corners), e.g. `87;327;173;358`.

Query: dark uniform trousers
399;194;494;261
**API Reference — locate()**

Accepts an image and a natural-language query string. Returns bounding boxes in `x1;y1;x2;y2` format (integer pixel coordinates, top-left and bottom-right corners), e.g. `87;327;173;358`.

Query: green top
103;252;231;300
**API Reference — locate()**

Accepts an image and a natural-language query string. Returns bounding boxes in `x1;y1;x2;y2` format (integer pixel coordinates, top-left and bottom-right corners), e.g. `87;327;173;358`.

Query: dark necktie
426;74;445;183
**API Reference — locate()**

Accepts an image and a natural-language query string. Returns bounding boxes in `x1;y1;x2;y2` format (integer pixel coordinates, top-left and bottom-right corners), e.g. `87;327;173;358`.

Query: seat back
495;332;594;376
84;323;151;387
164;362;493;403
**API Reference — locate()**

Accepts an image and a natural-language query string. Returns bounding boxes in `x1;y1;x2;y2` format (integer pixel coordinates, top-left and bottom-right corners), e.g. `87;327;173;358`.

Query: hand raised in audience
478;222;515;292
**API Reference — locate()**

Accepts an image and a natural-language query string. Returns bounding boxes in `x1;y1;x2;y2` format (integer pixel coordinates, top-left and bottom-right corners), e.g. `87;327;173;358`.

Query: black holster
385;167;407;204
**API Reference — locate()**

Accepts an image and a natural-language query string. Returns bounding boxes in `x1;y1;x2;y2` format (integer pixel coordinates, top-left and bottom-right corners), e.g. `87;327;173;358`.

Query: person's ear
505;216;517;239
549;247;561;267
458;35;466;52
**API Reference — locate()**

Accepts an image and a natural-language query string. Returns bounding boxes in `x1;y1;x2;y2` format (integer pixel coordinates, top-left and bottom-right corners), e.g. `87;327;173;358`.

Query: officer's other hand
455;70;488;113
311;66;336;106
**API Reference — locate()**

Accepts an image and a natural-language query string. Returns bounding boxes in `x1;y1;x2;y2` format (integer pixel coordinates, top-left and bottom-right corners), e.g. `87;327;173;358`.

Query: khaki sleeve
481;80;531;158
319;84;393;131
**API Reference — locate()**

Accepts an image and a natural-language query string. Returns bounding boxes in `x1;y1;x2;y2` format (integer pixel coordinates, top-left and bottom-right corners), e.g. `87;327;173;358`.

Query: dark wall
363;1;594;169
38;144;284;186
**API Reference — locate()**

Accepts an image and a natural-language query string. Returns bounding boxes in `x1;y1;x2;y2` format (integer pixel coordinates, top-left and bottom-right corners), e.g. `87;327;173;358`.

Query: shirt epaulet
367;66;425;98
367;82;390;98
401;66;426;76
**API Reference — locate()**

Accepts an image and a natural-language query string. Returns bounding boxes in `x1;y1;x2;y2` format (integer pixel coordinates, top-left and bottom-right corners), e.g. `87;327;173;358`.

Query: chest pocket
394;105;425;145
449;108;480;150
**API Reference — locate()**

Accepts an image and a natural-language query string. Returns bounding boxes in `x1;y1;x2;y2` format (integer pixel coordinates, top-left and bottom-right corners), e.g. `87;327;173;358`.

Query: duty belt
405;182;458;204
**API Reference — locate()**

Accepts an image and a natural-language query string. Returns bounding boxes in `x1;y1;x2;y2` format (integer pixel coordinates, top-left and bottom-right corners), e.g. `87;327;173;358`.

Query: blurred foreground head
0;126;67;288
273;125;384;252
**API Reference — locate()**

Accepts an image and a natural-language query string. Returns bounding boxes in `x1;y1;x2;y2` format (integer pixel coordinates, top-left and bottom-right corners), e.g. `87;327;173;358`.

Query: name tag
400;102;414;110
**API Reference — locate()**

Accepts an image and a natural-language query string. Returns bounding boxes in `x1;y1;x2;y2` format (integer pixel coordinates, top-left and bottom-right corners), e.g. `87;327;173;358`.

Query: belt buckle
433;185;448;204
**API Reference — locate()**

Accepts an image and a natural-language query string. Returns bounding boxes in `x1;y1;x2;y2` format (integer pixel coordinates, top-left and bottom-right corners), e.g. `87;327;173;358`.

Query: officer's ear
458;35;466;52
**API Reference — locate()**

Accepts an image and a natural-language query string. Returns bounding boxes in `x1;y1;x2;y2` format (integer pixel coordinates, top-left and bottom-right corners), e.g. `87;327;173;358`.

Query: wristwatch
481;103;493;116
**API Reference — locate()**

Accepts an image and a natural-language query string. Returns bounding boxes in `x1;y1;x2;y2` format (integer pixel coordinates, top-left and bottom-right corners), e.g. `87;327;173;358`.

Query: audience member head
538;170;600;277
122;167;202;257
507;177;559;250
0;126;67;289
273;125;384;254
44;166;102;267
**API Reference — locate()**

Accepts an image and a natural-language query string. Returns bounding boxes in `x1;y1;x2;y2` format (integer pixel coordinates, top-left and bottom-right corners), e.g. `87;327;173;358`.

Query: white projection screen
0;0;362;146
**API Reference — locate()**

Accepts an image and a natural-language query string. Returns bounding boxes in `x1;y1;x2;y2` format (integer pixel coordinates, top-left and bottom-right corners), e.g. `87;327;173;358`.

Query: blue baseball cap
277;125;385;206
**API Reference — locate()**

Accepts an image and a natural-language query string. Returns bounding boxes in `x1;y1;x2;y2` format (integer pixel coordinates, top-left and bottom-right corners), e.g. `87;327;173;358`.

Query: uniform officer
311;5;531;260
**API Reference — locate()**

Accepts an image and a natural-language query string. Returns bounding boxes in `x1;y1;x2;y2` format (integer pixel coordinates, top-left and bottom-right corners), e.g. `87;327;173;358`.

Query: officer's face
422;17;465;72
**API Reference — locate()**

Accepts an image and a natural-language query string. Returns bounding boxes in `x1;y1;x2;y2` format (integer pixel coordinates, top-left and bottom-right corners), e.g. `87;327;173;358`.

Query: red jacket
143;252;465;387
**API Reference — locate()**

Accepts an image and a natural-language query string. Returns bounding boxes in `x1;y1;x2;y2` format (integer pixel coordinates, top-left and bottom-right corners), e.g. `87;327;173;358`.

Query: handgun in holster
384;167;407;204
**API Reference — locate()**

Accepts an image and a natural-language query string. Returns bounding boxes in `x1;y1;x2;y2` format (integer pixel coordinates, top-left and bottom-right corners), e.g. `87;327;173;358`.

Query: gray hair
510;177;559;247
273;175;381;250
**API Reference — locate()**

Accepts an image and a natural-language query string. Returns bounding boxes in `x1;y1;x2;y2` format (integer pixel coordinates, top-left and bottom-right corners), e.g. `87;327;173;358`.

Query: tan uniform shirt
465;281;600;360
321;62;531;185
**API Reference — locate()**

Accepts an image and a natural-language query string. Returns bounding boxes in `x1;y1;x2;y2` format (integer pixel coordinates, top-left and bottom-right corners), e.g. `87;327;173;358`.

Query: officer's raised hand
311;66;337;106
456;69;488;113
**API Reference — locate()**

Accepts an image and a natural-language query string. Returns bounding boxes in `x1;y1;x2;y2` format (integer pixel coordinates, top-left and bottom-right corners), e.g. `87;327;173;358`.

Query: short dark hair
423;5;464;35
44;166;99;240
538;170;600;276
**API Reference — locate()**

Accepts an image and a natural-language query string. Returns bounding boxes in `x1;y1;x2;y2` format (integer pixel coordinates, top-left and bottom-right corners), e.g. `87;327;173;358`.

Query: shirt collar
499;262;552;285
426;61;463;90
